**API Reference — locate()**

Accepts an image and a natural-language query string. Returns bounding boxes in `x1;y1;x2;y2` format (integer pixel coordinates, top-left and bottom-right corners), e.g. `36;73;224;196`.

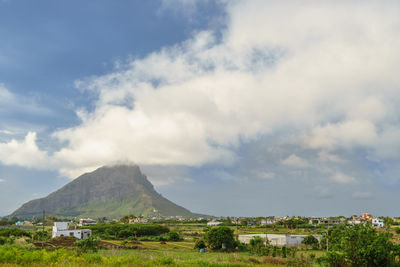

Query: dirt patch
34;236;78;249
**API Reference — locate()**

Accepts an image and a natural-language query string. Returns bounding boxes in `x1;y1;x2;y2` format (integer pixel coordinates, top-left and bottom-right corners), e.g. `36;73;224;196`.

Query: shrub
194;239;206;249
84;223;169;239
168;231;181;241
249;236;266;255
302;235;319;250
204;226;235;251
33;231;50;241
0;228;30;238
320;224;400;266
395;228;400;234
75;236;100;253
235;240;248;252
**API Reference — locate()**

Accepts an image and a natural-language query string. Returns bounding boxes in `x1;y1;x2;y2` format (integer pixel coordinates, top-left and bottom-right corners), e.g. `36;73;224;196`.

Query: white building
372;218;385;228
207;221;222;226
238;234;322;247
78;218;96;226
52;222;92;240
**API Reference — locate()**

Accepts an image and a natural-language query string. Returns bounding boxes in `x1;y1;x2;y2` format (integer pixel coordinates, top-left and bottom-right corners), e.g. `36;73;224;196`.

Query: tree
204;226;235;251
168;231;181;241
302;235;319;250
194;239;206;249
320;224;400;266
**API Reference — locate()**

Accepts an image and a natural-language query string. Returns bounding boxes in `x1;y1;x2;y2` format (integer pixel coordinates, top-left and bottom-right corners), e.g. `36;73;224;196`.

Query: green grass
0;245;285;266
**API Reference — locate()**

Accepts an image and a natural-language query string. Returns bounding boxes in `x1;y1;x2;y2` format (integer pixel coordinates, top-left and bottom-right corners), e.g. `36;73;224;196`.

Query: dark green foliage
0;228;30;238
302;235;319;249
395;228;400;234
204;226;235;251
0;237;5;245
83;223;169;239
249;236;267;256
33;231;50;241
281;246;287;258
272;246;277;257
319;224;400;266
194;239;206;249
235;240;248;252
167;231;181;241
75;236;100;253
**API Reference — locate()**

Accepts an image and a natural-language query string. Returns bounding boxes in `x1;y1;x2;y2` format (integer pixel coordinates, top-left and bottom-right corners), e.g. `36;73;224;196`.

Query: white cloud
282;154;310;168
331;172;357;184
0;179;5;183
1;1;400;184
0;132;50;169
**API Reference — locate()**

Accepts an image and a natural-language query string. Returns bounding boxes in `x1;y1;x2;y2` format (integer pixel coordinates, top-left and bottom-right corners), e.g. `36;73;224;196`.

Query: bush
302;235;319;250
167;231;181;241
0;228;30;238
83;223;169;239
395;228;400;234
75;236;100;253
33;231;50;241
204;226;236;251
320;224;400;266
249;236;266;255
235;240;248;252
194;239;206;249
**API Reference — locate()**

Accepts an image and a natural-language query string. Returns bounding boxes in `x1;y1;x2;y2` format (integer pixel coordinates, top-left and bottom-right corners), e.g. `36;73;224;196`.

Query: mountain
11;165;199;219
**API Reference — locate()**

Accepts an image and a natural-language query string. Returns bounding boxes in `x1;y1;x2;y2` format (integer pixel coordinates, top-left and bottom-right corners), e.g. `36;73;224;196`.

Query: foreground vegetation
2;220;400;266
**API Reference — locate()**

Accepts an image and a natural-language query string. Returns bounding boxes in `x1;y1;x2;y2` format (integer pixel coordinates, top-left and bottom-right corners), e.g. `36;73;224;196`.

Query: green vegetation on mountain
11;165;198;219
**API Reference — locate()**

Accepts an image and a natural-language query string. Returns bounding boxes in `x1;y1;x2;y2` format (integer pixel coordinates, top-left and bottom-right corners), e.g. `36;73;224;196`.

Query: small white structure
52;222;92;240
78;218;96;226
239;234;322;247
372;218;384;228
129;217;149;224
207;221;222;226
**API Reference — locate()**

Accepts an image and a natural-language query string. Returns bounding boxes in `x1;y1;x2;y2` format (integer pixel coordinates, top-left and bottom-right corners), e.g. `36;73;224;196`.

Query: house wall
239;234;322;247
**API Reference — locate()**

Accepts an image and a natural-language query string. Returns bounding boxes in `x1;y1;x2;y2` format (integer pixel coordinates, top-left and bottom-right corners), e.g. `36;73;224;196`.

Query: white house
372;218;384;228
207;221;222;226
238;234;322;247
52;222;92;240
78;218;96;226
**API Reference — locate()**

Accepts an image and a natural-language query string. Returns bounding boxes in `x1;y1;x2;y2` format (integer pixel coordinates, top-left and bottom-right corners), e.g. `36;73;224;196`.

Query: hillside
11;165;199;219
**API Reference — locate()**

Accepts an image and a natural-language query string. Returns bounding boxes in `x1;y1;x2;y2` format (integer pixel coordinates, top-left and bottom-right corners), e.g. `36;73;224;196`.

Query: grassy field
0;243;292;266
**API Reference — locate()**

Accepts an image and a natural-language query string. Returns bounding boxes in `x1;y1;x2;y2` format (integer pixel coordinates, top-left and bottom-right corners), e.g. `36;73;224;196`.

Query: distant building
362;213;373;219
372;218;384;228
129;217;149;224
78;218;96;226
207;221;222;226
239;234;322;247
15;221;23;226
348;216;367;225
52;222;91;240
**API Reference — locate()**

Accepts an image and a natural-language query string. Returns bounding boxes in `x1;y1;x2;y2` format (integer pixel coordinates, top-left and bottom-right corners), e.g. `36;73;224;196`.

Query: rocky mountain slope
11;165;198;219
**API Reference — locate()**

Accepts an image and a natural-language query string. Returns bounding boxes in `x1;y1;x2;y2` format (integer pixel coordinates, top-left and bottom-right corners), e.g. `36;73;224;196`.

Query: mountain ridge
11;165;200;219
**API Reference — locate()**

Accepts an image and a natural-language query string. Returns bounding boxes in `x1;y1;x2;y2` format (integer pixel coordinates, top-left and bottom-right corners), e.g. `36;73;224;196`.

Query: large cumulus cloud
1;0;400;182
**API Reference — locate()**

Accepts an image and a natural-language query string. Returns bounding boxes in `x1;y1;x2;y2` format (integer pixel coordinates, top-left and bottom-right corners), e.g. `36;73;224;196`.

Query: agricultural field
1;222;400;266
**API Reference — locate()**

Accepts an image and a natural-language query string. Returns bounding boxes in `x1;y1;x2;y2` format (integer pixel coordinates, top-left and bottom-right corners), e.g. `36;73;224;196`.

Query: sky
1;0;400;217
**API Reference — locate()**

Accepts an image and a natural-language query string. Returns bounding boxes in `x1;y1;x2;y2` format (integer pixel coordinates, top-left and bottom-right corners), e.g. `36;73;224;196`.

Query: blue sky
1;0;400;217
